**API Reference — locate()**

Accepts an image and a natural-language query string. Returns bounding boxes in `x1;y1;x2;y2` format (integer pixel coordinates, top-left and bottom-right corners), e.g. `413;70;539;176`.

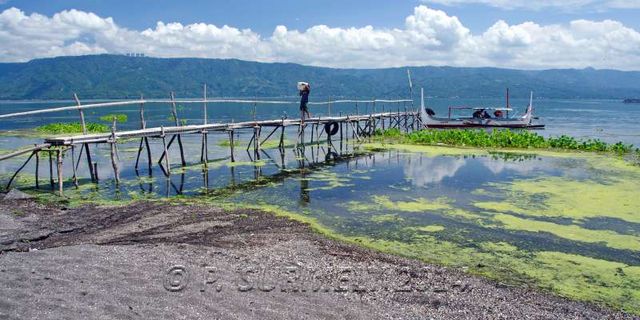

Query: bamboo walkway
0;89;419;196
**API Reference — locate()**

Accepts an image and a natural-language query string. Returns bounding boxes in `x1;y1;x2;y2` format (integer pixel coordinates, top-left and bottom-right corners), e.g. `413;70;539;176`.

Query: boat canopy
449;106;513;111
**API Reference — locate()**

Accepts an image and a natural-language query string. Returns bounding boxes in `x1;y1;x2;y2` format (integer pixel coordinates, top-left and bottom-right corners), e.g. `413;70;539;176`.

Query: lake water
1;98;639;312
1;97;639;144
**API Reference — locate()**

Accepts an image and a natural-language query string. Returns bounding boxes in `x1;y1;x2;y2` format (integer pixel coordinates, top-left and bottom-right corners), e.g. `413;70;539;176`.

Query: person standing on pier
299;82;311;121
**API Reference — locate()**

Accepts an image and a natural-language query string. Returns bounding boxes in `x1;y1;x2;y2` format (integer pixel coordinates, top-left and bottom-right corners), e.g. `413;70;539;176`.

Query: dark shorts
300;102;308;111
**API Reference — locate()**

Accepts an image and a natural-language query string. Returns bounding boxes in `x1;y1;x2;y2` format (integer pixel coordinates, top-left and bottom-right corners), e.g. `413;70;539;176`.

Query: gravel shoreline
0;198;635;319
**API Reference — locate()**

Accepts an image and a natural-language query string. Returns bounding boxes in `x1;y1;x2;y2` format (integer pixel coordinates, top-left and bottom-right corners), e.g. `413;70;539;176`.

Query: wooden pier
0;90;419;196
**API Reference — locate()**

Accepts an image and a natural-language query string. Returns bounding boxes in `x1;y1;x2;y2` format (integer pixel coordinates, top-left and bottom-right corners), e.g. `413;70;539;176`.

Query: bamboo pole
135;138;145;171
260;126;280;146
35;150;40;189
158;135;177;165
56;149;64;196
74;143;84;174
49;151;54;189
144;137;152;172
85;144;95;182
229;130;235;162
161;126;170;175
246;131;255;151
5;151;35;191
135;93;147;171
254;126;261;157
279;118;285;149
74;94;96;181
0;143;50;161
110;118;120;184
201;84;209;166
74;93;87;135
0;98;412;120
93;162;99;181
71;145;78;188
170;92;186;166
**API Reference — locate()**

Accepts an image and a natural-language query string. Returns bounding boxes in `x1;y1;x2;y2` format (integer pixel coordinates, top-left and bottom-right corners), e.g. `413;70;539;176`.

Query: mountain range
1;54;639;100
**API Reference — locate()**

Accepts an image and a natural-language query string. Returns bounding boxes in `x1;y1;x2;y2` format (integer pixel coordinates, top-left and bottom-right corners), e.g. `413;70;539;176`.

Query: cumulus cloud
422;0;640;10
0;5;639;70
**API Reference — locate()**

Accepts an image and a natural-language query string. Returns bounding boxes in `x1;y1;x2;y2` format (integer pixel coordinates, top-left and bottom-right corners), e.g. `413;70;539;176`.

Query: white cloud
0;5;639;70
422;0;640;10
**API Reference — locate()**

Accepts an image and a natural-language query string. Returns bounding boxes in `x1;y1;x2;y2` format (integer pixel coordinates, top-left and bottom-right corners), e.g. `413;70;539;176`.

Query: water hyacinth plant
99;114;128;123
376;128;638;154
35;122;110;134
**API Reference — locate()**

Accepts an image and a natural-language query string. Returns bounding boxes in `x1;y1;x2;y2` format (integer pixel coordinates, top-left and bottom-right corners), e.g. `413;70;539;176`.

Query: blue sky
4;0;639;34
1;0;639;70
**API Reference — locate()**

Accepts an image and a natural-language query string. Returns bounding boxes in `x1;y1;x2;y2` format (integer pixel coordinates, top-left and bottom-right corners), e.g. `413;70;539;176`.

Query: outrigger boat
419;89;545;129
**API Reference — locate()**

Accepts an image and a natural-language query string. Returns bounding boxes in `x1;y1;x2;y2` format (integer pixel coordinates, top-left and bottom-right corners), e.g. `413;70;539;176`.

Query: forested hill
1;54;639;100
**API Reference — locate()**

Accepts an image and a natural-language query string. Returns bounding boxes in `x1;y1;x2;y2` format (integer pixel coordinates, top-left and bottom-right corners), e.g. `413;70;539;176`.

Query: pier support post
229;130;236;162
85;144;96;182
110;120;120;185
201;84;209;167
135;139;144;171
254;126;261;159
48;151;54;189
170;92;187;167
5;151;36;191
71;145;78;188
161;126;170;176
339;116;343;142
279;118;286;149
56;149;64;196
35;149;40;189
135;95;153;173
201;131;209;168
93;162;99;181
259;126;280;147
73;94;96;182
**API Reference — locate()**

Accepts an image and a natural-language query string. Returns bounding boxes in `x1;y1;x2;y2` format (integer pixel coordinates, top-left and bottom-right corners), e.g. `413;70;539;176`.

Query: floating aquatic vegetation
375;128;639;155
99;114;128;123
35;122;109;134
217;139;240;147
412;225;445;232
304;170;354;191
492;213;640;251
261;139;294;149
474;176;640;223
370;214;403;223
371;195;452;212
226;160;267;167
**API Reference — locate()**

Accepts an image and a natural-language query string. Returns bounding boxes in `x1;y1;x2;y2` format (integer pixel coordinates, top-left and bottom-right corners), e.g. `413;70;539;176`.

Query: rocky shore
0;197;634;319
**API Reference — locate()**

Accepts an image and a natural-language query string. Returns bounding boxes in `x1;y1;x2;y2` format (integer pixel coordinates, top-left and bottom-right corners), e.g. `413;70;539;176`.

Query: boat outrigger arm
419;88;544;129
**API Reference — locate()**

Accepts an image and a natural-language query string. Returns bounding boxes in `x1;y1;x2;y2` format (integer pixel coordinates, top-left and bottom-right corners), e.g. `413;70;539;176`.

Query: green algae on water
370;214;403;223
412;225;445;232
474;176;640;224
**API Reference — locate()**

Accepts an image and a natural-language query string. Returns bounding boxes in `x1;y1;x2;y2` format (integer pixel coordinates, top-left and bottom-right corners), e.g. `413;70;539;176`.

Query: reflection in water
404;153;556;187
404;157;466;186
